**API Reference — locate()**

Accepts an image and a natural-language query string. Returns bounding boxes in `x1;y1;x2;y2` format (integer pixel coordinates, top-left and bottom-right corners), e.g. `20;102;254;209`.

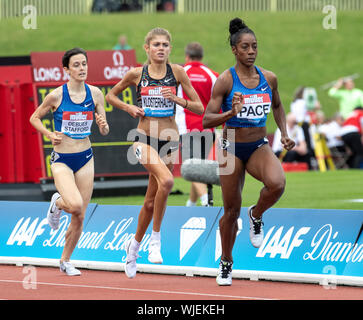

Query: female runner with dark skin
203;18;295;286
106;28;203;278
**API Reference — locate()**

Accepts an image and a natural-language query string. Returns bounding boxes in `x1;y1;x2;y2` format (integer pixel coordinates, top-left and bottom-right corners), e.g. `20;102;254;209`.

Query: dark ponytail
228;18;255;47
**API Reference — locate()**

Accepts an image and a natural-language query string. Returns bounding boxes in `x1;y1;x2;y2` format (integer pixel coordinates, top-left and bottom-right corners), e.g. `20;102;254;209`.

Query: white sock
130;237;140;252
186;199;196;207
150;230;161;242
200;194;208;206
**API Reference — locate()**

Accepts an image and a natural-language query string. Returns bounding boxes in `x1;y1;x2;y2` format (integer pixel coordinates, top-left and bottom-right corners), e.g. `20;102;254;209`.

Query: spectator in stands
308;109;325;149
319;112;345;150
328;77;363;119
318;112;347;168
290;86;322;157
113;34;132;50
339;107;363;168
176;42;219;207
290;86;309;124
272;112;309;166
290;86;312;150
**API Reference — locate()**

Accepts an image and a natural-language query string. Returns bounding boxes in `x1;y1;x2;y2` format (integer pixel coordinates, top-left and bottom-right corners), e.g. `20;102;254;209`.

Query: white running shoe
60;261;81;276
125;240;140;278
248;205;264;248
216;260;233;286
47;192;61;230
186;199;196;207
148;240;163;264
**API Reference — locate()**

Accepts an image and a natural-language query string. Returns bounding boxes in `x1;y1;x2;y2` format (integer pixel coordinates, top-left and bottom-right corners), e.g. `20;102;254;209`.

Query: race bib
61;111;93;138
140;86;176;117
237;93;271;120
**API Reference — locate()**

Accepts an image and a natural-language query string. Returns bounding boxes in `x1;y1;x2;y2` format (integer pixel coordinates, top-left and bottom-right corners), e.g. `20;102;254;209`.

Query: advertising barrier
0;201;362;286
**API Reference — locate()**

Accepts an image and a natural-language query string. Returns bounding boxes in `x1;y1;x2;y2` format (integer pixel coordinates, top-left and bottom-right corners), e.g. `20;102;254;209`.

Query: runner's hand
281;136;295;151
127;105;145;118
161;87;176;102
230;92;243;117
49;131;63;146
95;113;109;135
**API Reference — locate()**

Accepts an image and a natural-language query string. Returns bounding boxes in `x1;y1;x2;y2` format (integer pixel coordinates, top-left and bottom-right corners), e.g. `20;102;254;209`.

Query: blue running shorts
221;137;268;164
50;148;93;173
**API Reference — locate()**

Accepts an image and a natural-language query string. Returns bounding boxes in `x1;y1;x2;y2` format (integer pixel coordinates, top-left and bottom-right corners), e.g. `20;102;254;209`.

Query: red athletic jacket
176;61;219;134
343;109;363;134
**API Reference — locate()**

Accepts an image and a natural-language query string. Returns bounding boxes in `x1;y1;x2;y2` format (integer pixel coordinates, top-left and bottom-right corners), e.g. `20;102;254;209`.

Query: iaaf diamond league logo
179;217;206;260
179;216;243;262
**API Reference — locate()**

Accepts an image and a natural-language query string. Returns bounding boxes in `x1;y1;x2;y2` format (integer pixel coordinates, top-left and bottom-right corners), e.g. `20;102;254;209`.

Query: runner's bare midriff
53;134;91;153
137;116;179;141
223;126;267;143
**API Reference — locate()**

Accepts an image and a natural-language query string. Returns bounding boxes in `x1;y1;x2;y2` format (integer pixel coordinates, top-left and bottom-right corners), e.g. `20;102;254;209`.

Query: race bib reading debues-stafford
61;111;93;139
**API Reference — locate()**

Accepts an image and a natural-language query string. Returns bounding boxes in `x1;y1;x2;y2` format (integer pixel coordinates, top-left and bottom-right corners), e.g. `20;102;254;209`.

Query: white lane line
0;279;276;300
344;199;363;203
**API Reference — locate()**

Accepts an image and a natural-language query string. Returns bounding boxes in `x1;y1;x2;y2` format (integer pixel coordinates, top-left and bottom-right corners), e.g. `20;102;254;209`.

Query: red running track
0;264;362;301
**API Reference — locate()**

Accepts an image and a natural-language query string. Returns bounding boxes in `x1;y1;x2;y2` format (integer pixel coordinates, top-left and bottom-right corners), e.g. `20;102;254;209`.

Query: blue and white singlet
53;83;95;139
221;66;272;128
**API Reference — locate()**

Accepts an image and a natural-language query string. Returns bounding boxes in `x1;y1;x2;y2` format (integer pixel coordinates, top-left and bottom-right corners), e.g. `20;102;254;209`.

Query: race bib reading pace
61;111;93;139
140;86;176;117
237;93;271;120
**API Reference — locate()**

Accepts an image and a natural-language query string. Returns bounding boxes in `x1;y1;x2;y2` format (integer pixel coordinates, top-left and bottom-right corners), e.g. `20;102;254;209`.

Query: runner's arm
268;72;295;151
203;71;236;129
29;88;63;145
105;68;145;118
92;86;109;136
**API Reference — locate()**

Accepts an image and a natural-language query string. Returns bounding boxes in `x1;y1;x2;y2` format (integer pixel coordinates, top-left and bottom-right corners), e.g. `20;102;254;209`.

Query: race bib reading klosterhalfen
140;86;176;117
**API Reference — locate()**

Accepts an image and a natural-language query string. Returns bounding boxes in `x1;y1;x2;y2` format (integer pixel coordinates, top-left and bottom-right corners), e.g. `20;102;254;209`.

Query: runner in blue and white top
30;47;109;276
53;82;95;139
222;65;272;128
203;18;295;286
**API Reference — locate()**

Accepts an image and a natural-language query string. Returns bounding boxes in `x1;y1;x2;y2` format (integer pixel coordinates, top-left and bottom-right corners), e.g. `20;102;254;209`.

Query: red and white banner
30;50;138;83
